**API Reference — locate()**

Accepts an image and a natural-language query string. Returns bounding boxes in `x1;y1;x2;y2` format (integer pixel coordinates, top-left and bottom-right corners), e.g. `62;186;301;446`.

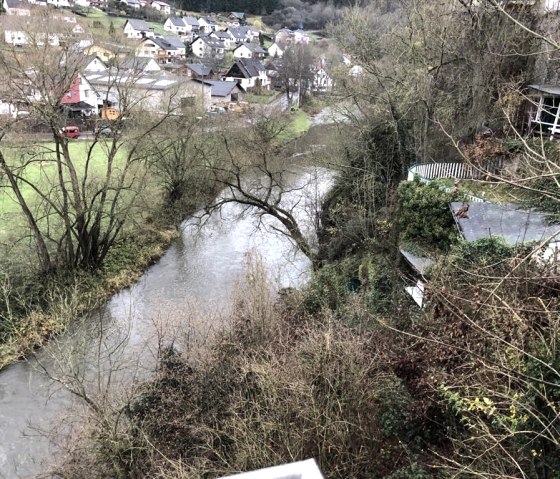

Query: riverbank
0;110;317;370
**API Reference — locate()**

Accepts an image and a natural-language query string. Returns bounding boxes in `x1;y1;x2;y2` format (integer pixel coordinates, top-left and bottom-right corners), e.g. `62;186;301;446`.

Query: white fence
406;160;505;203
407;160;503;182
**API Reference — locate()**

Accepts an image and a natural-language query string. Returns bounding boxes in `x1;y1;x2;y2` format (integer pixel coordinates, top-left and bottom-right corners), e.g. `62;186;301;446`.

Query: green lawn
245;91;278;104
290;110;312;135
81;8;165;35
0;140;144;242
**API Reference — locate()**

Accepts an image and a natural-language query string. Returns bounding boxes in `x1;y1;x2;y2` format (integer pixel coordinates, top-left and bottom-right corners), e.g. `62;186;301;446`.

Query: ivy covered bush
397;178;463;251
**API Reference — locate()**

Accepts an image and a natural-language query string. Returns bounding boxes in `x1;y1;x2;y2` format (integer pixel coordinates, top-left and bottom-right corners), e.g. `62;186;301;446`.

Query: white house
123;19;154;39
61;73;100;116
190;36;225;59
151;0;171;15
121;0;141;9
2;0;31;15
84;55;108;72
233;42;266;59
292;29;309;44
164;17;188;35
84;70;212;112
120;56;162;73
198;17;217;35
210;30;234;49
268;42;285;58
312;66;334;92
137;35;186;64
183;16;200;33
47;0;71;7
224;59;270;91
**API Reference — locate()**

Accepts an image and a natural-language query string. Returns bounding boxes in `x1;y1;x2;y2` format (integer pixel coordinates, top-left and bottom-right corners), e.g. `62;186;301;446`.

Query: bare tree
0;31;188;273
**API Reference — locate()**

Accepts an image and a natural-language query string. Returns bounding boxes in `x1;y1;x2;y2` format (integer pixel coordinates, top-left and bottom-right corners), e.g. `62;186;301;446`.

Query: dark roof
201;17;218;25
235;43;266;54
186;63;212;76
168;16;185;27
126;19;151;31
183;16;199;26
120;57;159;70
227;27;248;39
450;202;560;246
203;80;239;97
5;0;29;9
63;101;95;111
162;35;185;49
226;59;265;79
212;31;232;39
145;36;179;51
193;36;225;49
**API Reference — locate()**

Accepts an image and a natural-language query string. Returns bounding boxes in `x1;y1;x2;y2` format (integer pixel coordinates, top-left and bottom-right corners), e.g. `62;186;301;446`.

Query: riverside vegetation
3;0;560;478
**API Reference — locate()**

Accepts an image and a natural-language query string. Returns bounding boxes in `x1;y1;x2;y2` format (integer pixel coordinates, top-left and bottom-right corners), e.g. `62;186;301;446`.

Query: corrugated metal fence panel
408;159;504;181
407;160;505;203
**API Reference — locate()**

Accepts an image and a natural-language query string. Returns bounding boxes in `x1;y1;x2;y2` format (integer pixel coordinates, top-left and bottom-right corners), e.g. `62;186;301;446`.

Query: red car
60;126;80;139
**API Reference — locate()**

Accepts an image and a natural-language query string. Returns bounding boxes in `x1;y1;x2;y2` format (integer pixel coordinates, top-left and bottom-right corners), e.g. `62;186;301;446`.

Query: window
536;96;560;126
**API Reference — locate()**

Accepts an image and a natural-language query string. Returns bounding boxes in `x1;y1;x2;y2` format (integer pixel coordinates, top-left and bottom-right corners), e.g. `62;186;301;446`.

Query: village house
190;36;225;59
61;73;99;117
275;28;292;44
121;0;141;9
194;79;243;106
151;0;171;15
164;17;188;35
84;42;132;61
2;0;31;15
83;55;108;72
137;35;186;64
209;30;234;49
123;19;154;39
312;59;334;92
292;29;309;44
84;69;212;112
233;42;266;60
275;27;309;45
120;56;162;73
185;63;213;80
1;16;62;46
224;58;270;91
47;0;71;7
268;42;285;58
198;17;218;35
227;11;246;26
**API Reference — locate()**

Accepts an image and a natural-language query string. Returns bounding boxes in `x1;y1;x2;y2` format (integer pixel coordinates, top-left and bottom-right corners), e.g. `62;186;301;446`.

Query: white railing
407;160;503;182
407;160;505;203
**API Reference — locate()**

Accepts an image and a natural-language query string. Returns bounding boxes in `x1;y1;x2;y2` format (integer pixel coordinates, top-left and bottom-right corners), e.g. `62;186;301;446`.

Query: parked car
60;126;80;139
97;126;113;137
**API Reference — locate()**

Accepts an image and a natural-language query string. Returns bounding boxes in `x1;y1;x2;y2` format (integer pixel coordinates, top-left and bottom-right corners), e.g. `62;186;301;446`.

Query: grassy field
0;140;151;243
245;91;278;104
80;8;165;35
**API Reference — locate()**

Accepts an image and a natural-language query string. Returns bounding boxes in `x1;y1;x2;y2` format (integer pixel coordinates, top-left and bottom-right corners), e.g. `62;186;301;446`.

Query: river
0;162;334;478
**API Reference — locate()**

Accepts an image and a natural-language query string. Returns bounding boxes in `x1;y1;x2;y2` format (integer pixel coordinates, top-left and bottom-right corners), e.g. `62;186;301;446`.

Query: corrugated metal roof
400;249;434;276
529;84;560;96
450;202;560;245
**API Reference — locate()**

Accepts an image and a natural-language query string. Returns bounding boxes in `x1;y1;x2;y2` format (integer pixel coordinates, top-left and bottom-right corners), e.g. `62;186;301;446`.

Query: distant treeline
179;0;352;28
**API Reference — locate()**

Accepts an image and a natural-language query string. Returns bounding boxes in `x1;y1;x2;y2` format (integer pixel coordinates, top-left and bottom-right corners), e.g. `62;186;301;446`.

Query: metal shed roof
450;202;560;245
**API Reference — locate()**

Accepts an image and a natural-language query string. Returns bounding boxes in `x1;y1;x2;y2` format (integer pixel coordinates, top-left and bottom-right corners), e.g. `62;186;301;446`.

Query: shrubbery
397;179;463;251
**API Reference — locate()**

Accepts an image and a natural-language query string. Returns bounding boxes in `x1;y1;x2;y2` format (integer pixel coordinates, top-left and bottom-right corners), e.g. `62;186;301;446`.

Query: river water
0;163;334;478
